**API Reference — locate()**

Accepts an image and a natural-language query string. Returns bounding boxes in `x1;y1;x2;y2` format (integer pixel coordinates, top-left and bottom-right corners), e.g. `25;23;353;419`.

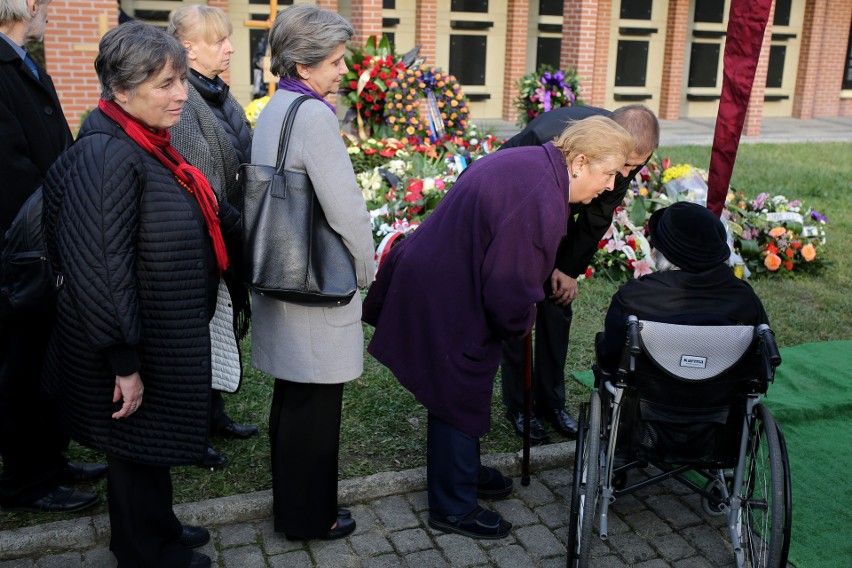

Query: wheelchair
567;316;791;568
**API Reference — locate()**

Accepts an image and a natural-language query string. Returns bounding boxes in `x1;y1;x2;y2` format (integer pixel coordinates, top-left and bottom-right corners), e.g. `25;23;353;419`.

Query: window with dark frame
844;21;852;90
688;43;720;88
773;0;792;26
615;40;649;87
694;0;724;23
766;45;786;89
449;35;487;85
451;0;488;13
538;0;563;17
536;37;561;71
620;0;652;20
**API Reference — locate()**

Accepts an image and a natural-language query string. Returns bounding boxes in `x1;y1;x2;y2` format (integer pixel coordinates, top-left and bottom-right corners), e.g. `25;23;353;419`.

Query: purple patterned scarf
277;77;335;113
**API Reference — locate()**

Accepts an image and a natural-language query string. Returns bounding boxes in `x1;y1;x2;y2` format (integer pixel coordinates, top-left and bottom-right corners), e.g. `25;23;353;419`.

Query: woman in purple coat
363;116;634;539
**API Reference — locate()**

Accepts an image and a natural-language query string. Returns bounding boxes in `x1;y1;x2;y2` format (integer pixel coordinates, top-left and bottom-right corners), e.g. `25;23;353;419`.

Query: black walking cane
521;331;533;486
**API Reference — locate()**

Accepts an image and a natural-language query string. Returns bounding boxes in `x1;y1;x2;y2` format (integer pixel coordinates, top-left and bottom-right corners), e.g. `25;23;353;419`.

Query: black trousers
0;310;68;507
106;455;191;568
426;412;481;518
269;379;343;537
209;389;229;433
501;300;573;414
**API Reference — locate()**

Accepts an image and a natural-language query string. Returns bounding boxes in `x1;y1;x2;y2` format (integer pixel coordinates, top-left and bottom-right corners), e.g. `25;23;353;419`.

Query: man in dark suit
500;104;660;442
0;0;103;512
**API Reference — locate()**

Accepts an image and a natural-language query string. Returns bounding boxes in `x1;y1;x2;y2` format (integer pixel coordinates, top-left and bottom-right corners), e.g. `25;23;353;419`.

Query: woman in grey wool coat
249;4;374;541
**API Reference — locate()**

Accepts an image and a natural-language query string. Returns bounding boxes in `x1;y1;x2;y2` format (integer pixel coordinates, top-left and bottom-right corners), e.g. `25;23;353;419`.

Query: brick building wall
42;0;852;127
793;0;852;118
501;0;529;121
658;0;689;120
743;0;775;136
46;0;116;130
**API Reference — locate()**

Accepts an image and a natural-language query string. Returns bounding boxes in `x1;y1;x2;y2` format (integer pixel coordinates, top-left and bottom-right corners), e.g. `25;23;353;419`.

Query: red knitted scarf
98;99;229;273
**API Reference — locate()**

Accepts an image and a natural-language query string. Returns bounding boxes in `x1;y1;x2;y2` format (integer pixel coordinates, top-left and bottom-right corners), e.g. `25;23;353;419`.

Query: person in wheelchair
597;201;768;375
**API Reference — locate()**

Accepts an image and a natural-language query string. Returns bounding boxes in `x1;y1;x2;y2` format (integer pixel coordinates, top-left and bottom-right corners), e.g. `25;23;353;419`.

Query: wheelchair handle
627;316;641;355
757;324;782;383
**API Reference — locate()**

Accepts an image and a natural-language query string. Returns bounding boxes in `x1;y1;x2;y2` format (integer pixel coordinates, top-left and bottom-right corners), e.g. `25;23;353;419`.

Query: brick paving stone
372;496;420;530
257;522;307;555
217;523;258;547
553;484;572;503
491;498;538;526
389;528;432;554
220;544;267;568
350;532;394;557
515;478;557;508
611;493;646;515
361;554;405;568
590;554;629;567
551;524;568;547
0;560;33;568
514;524;565;558
603;511;630;535
538;468;572;489
534;501;570;529
350;505;380;535
672;555;719;567
680;525;734;566
635;559;674;568
403;549;448;568
82;547;115;568
679;495;727;528
268;550;313;568
310;539;359;568
541;557;571;568
652;532;697;562
608;532;657;564
487;543;535;568
33;553;80;568
406;491;428;512
590;534;614;558
645;495;703;529
434;533;488;566
624;510;673;538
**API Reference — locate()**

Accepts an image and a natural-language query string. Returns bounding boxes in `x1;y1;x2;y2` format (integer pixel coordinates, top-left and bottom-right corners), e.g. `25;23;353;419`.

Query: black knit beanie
649;202;729;272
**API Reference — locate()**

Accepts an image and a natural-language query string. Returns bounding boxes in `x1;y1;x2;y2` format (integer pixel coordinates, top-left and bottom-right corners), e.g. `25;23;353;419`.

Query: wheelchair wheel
738;403;787;568
567;391;601;567
775;420;792;567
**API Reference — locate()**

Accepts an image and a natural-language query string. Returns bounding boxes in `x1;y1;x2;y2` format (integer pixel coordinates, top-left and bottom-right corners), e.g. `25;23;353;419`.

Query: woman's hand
112;372;144;419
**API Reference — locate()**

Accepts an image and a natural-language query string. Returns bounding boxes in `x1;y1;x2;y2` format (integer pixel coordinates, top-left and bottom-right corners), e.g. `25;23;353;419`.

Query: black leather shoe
2;485;98;513
546;408;579;439
200;447;226;470
179;525;210;548
286;515;356;541
214;420;258;440
506;410;550;443
338;507;351;519
188;551;211;568
477;466;513;499
61;462;108;484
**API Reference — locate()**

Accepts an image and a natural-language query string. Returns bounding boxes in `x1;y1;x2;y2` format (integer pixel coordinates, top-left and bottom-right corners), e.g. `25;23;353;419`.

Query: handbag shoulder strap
275;94;312;174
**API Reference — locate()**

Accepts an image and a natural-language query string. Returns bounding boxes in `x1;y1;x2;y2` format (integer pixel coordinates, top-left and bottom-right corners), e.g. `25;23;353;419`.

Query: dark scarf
277;77;335;113
98;99;229;273
189;68;229;106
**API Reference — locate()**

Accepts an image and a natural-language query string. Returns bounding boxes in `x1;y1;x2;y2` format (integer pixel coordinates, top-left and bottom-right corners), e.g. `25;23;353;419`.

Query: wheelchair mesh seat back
568;316;790;568
619;321;758;466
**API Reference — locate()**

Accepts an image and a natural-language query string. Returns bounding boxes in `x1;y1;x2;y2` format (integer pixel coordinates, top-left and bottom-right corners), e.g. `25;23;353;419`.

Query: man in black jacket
0;0;102;513
500;104;659;442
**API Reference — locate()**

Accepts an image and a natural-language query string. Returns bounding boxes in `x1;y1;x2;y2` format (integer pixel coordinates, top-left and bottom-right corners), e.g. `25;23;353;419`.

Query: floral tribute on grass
513;65;583;127
583;157;829;281
338;35;413;139
383;65;470;144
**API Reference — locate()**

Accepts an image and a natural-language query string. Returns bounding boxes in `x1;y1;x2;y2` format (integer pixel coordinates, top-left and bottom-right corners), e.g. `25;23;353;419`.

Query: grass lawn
2;142;849;531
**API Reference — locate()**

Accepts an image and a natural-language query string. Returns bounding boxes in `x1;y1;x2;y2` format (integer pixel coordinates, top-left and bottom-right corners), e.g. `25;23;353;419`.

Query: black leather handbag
239;95;356;307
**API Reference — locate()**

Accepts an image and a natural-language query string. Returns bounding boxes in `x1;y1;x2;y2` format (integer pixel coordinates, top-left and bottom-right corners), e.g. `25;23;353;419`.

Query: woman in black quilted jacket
41;21;238;568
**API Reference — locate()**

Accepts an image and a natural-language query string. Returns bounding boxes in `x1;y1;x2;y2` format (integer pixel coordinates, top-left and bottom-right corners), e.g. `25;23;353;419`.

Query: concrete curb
0;442;575;561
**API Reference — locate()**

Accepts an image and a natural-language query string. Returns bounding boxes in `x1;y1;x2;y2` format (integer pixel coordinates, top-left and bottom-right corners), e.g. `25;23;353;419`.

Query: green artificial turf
572;340;852;568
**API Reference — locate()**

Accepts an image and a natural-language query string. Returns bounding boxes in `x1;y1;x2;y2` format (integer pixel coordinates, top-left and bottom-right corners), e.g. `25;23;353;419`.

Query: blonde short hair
553;115;635;169
168;4;232;44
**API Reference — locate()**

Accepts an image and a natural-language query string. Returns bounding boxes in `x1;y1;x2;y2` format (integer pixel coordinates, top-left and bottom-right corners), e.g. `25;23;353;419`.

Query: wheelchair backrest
638;321;755;381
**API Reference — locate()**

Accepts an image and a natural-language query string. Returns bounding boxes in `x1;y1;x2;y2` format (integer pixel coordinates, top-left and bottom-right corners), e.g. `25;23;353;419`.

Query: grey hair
611;104;660;157
268;4;353;79
652;249;681;272
95;20;187;100
0;0;48;24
